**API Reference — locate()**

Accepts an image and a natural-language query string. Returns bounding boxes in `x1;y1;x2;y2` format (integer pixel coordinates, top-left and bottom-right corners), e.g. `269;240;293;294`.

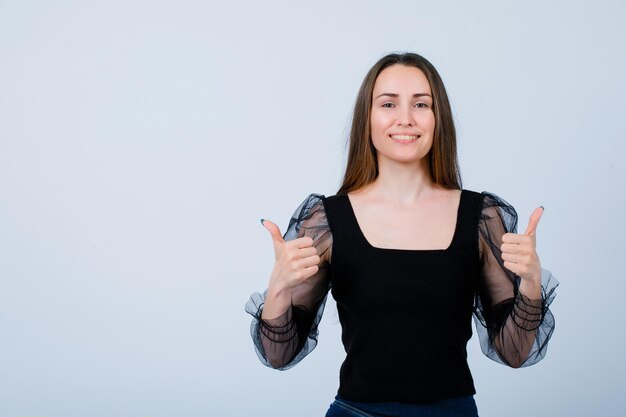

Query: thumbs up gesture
260;219;322;316
500;207;544;287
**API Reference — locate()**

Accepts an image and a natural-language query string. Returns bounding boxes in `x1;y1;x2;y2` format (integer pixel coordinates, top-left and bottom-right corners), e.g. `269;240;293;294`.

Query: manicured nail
540;206;545;210
260;218;265;225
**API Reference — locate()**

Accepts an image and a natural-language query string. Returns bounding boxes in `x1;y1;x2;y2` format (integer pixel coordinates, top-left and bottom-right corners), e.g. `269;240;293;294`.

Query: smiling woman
339;53;460;196
245;52;558;417
370;65;436;168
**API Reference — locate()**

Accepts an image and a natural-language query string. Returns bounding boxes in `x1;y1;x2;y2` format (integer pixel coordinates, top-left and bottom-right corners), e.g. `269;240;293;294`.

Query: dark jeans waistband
325;395;479;417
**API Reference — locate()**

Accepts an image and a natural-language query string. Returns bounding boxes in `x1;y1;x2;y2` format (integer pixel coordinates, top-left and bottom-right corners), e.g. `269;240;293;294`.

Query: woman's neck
355;157;441;206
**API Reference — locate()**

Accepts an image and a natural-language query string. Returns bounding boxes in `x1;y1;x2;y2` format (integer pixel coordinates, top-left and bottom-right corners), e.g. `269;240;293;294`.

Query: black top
246;190;558;403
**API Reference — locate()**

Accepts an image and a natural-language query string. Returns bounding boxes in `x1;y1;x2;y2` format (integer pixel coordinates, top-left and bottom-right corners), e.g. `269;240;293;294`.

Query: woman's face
370;64;435;167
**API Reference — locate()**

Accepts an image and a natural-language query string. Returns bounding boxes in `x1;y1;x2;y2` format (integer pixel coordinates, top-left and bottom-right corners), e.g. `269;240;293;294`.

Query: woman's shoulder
321;193;345;203
461;189;514;207
460;188;483;199
291;193;349;229
467;189;517;210
289;193;344;221
462;190;518;230
459;189;517;223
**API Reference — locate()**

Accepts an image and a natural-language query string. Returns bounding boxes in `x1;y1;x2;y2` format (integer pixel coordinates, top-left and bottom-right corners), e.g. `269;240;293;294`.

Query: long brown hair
337;53;462;194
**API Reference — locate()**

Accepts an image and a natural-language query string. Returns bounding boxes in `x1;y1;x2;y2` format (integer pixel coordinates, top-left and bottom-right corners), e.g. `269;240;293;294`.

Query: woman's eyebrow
374;93;432;99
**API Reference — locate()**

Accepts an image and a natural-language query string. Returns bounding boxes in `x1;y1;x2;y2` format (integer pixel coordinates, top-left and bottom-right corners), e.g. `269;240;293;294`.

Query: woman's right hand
260;219;321;319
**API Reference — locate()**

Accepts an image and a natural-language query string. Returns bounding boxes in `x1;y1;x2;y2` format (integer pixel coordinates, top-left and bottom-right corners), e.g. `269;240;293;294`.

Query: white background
1;1;624;416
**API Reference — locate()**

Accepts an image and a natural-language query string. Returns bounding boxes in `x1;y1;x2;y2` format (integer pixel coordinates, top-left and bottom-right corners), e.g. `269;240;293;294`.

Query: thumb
260;219;285;244
524;206;544;236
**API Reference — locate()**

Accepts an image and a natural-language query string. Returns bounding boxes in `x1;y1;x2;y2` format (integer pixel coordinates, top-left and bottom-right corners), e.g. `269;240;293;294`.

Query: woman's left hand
500;207;544;287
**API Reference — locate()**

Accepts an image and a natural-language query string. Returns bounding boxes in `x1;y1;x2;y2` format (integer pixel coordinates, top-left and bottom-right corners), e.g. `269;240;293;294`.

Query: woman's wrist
519;273;542;299
261;285;292;320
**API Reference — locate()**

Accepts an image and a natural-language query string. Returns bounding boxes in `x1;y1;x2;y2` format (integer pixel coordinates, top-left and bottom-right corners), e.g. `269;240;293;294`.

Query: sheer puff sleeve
245;194;332;370
473;192;558;368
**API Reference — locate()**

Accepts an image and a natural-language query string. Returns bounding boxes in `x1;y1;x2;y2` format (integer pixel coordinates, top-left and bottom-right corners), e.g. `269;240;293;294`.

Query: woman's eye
382;103;394;108
415;102;429;108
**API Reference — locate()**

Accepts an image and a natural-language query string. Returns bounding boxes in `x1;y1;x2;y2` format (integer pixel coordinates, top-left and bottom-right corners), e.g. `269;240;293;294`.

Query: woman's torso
322;189;484;403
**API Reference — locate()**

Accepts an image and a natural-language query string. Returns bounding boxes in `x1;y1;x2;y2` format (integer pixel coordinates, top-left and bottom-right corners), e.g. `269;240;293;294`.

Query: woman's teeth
390;135;419;141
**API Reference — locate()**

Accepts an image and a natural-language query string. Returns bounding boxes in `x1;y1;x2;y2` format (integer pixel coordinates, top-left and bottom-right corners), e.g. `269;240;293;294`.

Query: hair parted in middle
337;52;462;195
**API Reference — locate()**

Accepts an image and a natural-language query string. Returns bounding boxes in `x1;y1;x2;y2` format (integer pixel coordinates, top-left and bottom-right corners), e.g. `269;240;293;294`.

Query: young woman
245;52;558;417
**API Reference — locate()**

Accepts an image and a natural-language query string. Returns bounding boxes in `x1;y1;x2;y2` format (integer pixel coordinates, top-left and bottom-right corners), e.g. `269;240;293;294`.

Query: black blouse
245;191;558;402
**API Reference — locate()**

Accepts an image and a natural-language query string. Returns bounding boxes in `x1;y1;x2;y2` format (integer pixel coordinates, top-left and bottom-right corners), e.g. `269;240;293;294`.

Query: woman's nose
396;106;414;126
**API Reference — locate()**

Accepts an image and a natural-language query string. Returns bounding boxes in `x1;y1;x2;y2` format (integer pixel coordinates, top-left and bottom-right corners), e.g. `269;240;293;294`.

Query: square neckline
342;189;466;253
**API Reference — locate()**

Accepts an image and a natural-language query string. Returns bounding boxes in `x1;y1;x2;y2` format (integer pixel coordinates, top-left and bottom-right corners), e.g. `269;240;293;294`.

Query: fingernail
260;218;265;225
540;206;545;210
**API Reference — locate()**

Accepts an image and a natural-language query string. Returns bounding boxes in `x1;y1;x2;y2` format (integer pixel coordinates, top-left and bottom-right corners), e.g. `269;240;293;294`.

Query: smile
390;134;420;143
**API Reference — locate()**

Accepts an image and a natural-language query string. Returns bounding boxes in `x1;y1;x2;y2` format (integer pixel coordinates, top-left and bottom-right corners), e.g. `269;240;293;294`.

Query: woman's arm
245;194;333;370
474;192;558;368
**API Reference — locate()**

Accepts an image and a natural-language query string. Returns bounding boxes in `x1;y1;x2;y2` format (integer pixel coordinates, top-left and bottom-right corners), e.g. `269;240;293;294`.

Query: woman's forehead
373;65;431;95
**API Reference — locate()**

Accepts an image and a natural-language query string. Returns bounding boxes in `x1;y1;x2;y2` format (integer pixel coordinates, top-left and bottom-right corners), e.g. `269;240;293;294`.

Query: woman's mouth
390;134;420;143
